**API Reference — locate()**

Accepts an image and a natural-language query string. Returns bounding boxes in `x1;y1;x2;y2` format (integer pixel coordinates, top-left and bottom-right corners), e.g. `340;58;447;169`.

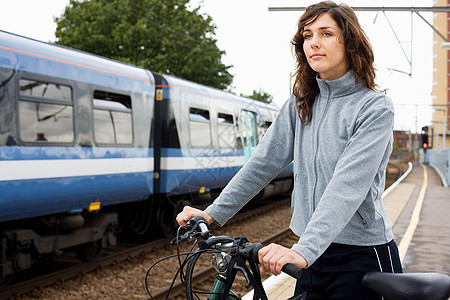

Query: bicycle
145;216;450;300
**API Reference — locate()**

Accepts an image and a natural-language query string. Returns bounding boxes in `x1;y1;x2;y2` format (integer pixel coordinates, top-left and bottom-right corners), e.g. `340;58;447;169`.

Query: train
0;30;293;284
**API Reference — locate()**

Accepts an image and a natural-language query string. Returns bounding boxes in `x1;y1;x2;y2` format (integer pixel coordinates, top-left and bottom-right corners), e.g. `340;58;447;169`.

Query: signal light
421;130;429;150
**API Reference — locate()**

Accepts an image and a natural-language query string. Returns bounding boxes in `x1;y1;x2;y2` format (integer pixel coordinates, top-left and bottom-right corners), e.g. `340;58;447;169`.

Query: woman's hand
176;206;215;226
258;243;308;275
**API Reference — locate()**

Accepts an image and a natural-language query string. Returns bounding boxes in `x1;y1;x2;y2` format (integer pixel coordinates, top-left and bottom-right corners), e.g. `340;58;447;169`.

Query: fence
426;148;449;187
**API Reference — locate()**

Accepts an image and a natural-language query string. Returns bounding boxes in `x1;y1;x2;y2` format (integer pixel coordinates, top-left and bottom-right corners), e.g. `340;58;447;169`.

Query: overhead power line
269;5;450;77
268;6;450;13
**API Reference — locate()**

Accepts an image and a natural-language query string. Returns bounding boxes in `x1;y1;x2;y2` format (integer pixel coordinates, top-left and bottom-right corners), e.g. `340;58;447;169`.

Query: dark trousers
294;240;402;300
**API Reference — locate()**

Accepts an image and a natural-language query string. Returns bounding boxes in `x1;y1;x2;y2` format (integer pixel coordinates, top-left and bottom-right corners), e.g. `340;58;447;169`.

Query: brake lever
170;228;196;245
233;263;252;288
170;216;211;245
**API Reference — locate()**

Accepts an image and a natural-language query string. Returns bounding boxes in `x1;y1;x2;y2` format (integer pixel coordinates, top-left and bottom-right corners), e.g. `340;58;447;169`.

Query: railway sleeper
0;212;118;278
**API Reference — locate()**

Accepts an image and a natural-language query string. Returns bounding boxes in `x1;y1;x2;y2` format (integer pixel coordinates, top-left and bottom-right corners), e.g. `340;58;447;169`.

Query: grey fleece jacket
204;71;395;267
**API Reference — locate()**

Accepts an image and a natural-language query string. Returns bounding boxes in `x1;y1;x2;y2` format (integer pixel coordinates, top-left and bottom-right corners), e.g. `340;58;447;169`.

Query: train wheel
0;274;14;288
155;201;177;238
75;239;102;262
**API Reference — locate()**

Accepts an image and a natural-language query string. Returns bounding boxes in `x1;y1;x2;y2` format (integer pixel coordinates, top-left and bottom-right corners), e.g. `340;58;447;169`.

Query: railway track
385;160;408;189
1;198;290;299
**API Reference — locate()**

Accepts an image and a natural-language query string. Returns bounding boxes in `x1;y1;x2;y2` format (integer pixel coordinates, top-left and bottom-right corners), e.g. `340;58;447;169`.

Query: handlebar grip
281;263;302;279
249;243;302;279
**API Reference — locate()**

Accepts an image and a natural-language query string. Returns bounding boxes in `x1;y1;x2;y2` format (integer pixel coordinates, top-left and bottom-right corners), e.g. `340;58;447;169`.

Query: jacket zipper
357;210;369;229
311;88;331;212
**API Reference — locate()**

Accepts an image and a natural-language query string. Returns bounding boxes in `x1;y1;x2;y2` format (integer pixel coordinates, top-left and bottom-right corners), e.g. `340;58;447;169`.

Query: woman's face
302;12;349;81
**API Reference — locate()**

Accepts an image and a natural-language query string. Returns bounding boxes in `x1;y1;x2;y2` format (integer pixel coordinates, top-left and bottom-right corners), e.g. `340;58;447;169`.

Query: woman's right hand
176;206;215;226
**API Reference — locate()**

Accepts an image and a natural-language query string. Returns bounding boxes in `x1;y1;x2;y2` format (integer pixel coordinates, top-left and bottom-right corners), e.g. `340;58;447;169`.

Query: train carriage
155;74;279;195
0;31;156;220
0;30;292;284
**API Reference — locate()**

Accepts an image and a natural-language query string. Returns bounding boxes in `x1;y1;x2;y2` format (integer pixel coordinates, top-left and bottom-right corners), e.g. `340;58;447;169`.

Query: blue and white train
0;30;292;283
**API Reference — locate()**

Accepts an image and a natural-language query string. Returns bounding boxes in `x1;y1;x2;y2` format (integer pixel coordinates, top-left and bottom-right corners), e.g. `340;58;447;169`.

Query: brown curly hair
291;1;376;125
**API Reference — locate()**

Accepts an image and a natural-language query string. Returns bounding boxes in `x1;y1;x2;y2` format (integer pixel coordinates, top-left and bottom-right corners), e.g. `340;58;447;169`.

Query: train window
93;91;132;145
94;91;131;109
235;116;243;149
217;113;233;124
259;121;272;137
217;113;236;149
19;101;74;142
189;107;211;148
18;79;74;143
19;79;72;102
189;107;209;122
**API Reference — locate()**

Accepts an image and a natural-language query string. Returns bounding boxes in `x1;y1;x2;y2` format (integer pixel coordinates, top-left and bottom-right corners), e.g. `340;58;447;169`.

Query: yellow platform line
397;163;428;263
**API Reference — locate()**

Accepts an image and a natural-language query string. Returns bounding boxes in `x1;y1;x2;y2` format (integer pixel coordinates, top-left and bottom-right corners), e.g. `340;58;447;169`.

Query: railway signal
421;126;430;150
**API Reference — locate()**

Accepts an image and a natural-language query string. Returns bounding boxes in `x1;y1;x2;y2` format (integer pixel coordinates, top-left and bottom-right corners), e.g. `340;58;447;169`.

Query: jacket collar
315;71;365;99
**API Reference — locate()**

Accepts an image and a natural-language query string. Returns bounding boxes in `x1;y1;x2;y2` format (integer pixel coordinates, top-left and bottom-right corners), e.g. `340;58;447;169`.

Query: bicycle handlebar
177;216;303;280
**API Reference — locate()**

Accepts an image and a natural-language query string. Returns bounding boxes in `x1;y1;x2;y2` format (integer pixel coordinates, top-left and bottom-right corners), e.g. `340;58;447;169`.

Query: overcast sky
0;0;435;132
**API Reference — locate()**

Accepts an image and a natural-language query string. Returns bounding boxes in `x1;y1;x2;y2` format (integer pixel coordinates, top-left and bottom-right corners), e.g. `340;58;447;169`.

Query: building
393;130;419;151
432;0;450;149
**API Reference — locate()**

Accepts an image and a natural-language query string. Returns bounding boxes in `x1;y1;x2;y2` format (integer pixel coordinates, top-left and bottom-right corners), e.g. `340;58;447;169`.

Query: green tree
240;89;273;104
54;0;233;90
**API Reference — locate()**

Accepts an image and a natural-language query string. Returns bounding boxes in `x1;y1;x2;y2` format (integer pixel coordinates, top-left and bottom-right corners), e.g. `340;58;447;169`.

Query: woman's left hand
258;243;308;275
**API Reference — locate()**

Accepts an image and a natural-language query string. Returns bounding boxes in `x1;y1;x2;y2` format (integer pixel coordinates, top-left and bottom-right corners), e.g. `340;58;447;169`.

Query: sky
0;0;435;132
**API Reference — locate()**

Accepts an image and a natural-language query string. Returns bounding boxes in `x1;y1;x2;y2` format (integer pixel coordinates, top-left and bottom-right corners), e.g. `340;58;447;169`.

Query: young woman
176;1;402;299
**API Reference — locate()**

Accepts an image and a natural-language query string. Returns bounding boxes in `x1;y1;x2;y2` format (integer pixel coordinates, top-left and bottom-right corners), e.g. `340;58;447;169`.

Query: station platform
243;162;450;299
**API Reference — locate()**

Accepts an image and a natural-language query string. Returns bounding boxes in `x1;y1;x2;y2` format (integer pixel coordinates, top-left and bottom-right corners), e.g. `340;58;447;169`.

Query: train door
240;110;258;162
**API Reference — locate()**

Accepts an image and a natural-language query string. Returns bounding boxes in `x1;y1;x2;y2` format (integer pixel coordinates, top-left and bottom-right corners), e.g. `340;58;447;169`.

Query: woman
176;1;402;299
